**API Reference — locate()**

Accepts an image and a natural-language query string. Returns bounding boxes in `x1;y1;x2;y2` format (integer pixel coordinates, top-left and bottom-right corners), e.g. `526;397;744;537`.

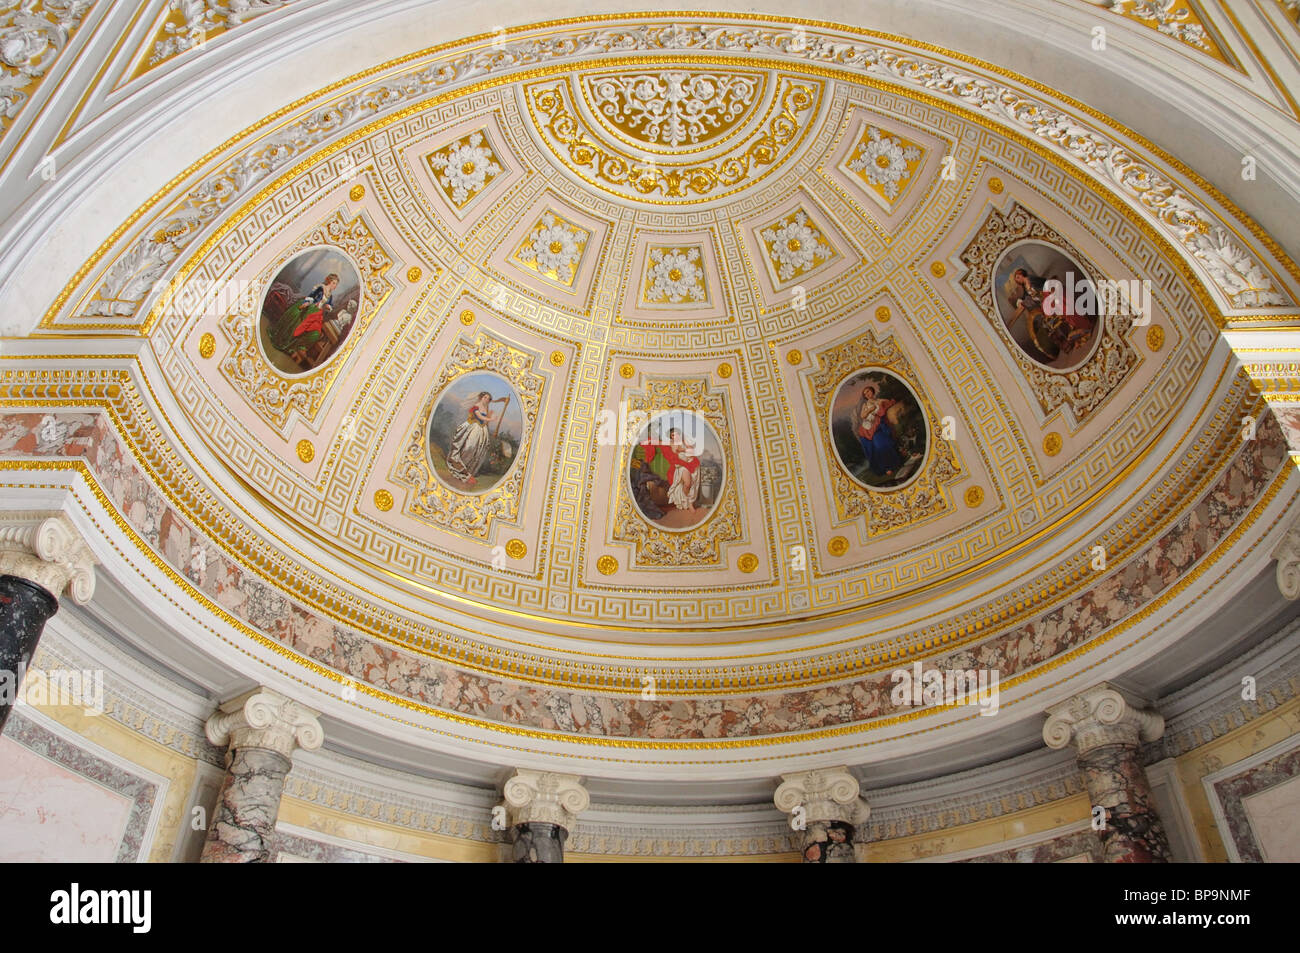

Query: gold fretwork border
0;362;1281;698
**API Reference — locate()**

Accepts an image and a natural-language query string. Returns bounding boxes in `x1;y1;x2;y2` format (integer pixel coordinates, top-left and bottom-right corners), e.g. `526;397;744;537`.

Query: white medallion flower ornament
761;210;832;283
847;126;921;199
644;247;707;303
516;212;588;286
429;132;502;207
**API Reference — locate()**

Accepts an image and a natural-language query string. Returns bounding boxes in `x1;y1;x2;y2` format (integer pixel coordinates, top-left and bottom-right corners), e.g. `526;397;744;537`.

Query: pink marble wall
0;712;156;861
958;828;1101;863
1212;745;1300;862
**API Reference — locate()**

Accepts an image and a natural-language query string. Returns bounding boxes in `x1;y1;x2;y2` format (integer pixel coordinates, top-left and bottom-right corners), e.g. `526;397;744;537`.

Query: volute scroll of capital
0;513;98;604
501;770;590;827
1042;684;1164;753
204;690;324;758
1271;515;1300;600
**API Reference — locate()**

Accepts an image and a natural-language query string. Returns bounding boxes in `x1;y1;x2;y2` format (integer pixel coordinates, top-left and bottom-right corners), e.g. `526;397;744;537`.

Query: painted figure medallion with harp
427;371;524;494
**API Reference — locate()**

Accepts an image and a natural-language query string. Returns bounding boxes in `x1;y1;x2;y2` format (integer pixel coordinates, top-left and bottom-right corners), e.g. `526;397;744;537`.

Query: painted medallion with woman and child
829;368;927;491
627;410;726;532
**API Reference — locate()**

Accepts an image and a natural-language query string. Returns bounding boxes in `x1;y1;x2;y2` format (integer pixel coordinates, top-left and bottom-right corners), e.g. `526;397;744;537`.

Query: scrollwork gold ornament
0;0;92;135
218;212;394;433
65;18;1289;328
526;73;818;202
392;330;545;539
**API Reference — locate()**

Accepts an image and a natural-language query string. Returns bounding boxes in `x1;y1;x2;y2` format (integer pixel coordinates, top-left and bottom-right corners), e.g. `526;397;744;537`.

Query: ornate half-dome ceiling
15;12;1299;776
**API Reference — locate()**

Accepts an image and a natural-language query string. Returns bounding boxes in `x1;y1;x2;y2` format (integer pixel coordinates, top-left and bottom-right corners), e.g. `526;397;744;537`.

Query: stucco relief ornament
151;0;291;63
0;512;97;603
517;213;585;285
0;0;90;126
1091;0;1213;51
847;126;921;198
1271;513;1300;600
205;688;324;760
586;71;758;147
1042;684;1164;755
500;770;590;830
774;767;870;826
1189;226;1285;308
68;19;1291;326
428;132;501;206
762;210;831;282
645;247;705;303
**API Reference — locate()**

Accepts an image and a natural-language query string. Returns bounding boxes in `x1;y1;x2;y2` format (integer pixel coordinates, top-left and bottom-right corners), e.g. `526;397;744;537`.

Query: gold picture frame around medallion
218;211;395;434
807;328;962;536
611;376;742;567
958;201;1139;426
391;329;546;540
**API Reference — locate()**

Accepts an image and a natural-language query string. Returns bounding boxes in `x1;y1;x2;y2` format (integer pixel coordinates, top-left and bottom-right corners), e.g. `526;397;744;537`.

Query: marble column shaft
507;822;568;863
499;770;589;863
0;514;97;734
774;767;870;863
200;689;323;863
1044;684;1172;863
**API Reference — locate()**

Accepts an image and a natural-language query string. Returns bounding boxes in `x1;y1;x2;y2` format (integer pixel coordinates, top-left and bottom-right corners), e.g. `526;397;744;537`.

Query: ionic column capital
1272;510;1300;600
205;688;324;760
1043;683;1164;756
501;770;589;831
774;766;870;826
0;512;97;604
